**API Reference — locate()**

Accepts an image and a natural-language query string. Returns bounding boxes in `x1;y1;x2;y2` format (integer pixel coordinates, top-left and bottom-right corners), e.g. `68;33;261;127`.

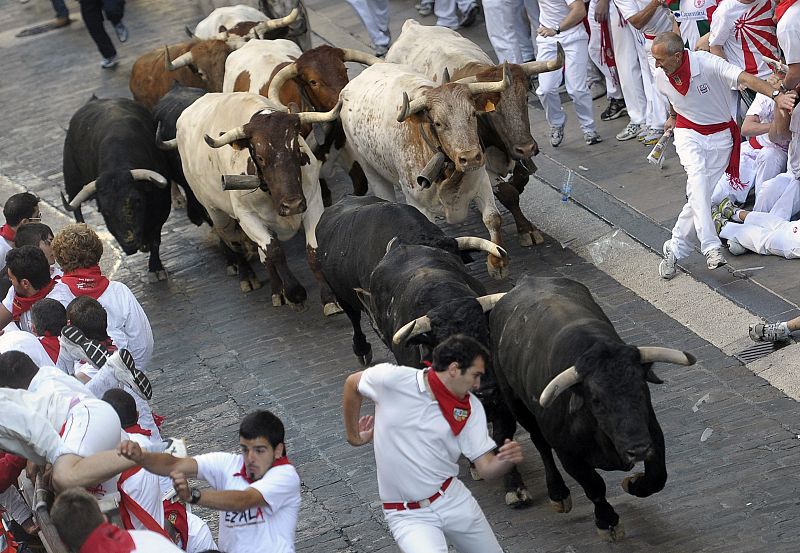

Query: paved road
3;1;800;551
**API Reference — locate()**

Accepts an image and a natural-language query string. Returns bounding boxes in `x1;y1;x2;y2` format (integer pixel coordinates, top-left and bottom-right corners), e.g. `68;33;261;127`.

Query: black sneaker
600;98;627;121
114;22;128;42
61;325;110;368
459;3;480;27
109;349;153;400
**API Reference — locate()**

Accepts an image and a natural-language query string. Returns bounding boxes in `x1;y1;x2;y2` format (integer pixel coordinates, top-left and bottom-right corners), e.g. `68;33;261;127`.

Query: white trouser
484;0;538;62
0;397;62;466
187;511;218;553
644;38;668;130
345;0;390;48
754;172;800;220
711;141;760;205
431;0;474;28
721;211;800;258
0;488;32;525
711;144;788;206
587;0;622;100
384;478;502;553
610;18;648;124
536;29;597;132
669;128;732;257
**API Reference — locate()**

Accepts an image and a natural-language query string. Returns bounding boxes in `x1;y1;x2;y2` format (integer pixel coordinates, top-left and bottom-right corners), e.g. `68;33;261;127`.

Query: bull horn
155;122;178;151
165;48;193;71
476;293;505;313
637;347;696;366
396;91;427;123
466;62;510;95
204;126;249;148
521;42;565;76
455;236;508;260
267;63;299;106
62;180;97;212
392;316;432;346
297;98;343;125
184;25;196;38
252;7;300;34
341;48;383;66
130;169;169;188
221;174;261;191
441;67;451;84
539;366;581;408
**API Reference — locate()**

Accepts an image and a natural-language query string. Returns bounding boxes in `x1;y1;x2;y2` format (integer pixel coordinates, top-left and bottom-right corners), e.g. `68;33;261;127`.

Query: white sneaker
659;240;677;279
705;247;727;269
749;321;791;343
616;123;644;141
727;238;747;255
550;125;564;147
100;56;118;69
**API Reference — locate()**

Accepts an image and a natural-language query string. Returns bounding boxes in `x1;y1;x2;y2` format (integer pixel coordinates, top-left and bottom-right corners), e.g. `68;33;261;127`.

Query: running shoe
550;125;564;147
616;123;644;141
749;321;791;343
659;240;677;279
600;98;627;121
705;247;727;270
584;131;603;145
727;237;746;255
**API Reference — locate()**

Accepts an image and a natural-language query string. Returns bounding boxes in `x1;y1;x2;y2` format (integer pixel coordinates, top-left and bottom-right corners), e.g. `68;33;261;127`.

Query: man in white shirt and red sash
652;32;794;278
0;193;40;271
776;0;800;91
343;334;523;553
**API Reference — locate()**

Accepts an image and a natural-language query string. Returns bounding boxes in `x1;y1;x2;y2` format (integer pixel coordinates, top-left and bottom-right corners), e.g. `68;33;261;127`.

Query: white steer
191;5;298;40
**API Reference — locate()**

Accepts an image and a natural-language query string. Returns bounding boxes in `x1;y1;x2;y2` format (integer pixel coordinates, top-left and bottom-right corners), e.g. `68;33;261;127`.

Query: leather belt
382;477;453;511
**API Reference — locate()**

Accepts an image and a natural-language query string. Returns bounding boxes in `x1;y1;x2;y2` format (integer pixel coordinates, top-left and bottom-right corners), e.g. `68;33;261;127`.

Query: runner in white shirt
535;0;603;147
119;409;301;553
776;0;800;90
0;193;40;270
51;488;184;553
52;223;154;372
0;328;55;368
708;0;778;79
652;32;791;278
14;222;63;279
343;335;523;553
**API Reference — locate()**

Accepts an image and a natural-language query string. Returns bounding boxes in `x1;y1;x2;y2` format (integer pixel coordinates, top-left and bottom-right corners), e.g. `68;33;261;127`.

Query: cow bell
417;151;447;189
221;174;261;191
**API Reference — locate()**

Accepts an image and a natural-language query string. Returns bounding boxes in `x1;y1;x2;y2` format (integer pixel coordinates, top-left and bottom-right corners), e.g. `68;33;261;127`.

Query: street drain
734;340;791;364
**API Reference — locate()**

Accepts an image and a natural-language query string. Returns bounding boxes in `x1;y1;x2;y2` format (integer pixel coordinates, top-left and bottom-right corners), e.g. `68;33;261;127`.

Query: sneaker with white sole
727;237;747;255
100;56;118;69
642;129;663;146
705;247;727;269
711;209;727;234
600;98;627;121
749;321;791;342
114;22;128;42
550;125;564;147
717;197;735;220
616;123;644;141
636;126;649;141
659;240;677;279
584;131;603;145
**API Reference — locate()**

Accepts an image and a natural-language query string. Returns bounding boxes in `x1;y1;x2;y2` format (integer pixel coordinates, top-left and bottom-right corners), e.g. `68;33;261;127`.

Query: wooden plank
17;476;68;553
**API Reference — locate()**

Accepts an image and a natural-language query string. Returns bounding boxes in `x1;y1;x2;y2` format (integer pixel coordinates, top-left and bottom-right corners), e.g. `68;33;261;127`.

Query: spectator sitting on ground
0;192;40;268
51;488;183;553
15;222;62;278
30;298;67;364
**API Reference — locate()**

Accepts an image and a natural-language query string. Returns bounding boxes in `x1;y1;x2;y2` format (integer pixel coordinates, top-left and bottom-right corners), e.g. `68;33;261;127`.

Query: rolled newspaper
647;130;673;168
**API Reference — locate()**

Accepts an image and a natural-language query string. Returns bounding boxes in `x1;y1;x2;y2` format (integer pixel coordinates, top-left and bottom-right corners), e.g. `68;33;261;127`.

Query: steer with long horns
488;275;696;541
189;6;299;41
176;92;342;314
339;62;512;279
62;97;172;281
386;19;565;247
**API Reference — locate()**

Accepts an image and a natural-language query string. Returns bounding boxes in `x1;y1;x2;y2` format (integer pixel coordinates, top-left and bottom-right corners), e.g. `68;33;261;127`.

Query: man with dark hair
0;246;72;333
51;488;183;552
0;193;40;270
118;409;300;553
15;222;60;278
342;334;523;553
30;298;67;364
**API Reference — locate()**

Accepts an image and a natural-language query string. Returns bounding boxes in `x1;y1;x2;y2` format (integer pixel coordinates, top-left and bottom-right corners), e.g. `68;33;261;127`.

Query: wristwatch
555;24;561;34
188;487;202;504
771;89;782;100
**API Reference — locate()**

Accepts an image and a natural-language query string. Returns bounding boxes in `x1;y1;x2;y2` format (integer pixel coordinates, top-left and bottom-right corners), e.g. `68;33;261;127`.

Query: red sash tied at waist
748;136;764;150
675;115;746;189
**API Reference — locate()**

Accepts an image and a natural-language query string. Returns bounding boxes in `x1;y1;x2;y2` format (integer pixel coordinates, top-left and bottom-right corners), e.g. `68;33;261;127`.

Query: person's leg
344;0;390;50
522;0;539;59
101;0;124;25
433;0;460;29
79;0;116;59
644;38;668;131
754;173;790;214
385;510;449;553
439;482;504;553
753;147;789;199
483;0;524;63
562;33;598;134
535;38;566;128
587;2;622;100
767;178;800;221
720;213;772;254
612;20;646;125
51;0;69;19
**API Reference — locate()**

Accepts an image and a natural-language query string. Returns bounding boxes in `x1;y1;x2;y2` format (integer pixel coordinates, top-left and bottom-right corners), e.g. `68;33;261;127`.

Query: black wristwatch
555;24;561;34
771;89;782;100
188;487;202;504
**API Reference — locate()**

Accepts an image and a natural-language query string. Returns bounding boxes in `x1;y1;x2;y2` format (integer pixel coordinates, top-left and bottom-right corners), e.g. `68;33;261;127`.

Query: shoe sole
707;260;727;270
61;325;109;368
118;349;153;400
616;133;640;141
601;108;628;122
660;242;677;279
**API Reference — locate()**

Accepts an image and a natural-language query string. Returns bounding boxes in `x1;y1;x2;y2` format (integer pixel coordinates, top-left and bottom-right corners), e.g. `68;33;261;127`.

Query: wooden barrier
17;476;66;553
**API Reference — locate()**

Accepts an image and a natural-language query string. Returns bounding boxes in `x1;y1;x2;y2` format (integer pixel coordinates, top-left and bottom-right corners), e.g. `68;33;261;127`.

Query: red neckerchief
0;224;15;243
39;331;60;363
234;456;292;483
102;337;118;353
153;413;165;429
668;51;691;95
163;499;189;549
676;116;745;188
427;368;471;436
124;424;152;437
60;265;110;300
11;279;56;321
775;0;798;21
79;522;135;553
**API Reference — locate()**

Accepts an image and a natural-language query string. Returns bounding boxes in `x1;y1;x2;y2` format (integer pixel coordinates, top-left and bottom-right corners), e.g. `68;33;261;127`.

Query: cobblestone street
3;0;800;551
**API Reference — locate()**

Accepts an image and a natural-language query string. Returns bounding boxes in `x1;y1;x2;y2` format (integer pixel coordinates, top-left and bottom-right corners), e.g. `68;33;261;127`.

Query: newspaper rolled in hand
647;130;673;168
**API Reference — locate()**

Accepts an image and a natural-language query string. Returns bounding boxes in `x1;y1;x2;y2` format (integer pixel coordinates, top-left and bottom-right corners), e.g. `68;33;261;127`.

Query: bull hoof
147;270;167;283
240;280;256;293
226;265;238;276
549;495;572;514
621;472;645;495
486;255;509;280
323;302;344;317
272;293;285;307
597;522;625;542
518;232;534;248
505;487;533;508
469;466;482;481
520;229;544;246
357;349;373;367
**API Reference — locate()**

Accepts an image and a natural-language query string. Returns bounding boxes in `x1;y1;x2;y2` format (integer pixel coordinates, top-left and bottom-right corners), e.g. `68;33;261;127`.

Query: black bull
488;275;696;540
317;194;531;506
62;97;171;280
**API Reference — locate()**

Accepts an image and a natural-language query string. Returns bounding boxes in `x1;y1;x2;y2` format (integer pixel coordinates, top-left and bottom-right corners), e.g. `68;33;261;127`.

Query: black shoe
114;22;128;42
61;325;110;368
459;4;480;27
600;98;627;121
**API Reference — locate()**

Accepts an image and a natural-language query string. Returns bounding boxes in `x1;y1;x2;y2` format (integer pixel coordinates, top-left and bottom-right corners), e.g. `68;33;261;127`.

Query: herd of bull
57;2;701;541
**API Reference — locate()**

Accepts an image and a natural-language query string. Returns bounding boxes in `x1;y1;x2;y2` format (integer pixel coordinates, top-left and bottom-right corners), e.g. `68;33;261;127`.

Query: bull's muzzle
279;196;306;216
512;141;538;159
456;149;483;172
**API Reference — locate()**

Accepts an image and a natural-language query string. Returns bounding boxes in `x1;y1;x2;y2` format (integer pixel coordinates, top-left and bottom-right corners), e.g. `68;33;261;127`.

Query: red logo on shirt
224;507;265;526
453;408;469;422
694;0;703;8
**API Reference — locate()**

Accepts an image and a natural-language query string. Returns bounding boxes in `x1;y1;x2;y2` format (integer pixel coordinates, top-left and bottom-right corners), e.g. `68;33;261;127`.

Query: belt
382;477;453;511
644;33;656;40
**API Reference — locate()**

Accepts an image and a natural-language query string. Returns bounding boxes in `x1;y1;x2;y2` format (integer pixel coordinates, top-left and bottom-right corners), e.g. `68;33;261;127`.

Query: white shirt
777;2;800;64
0;238;12;271
656;50;742;125
0;330;56;368
2;281;73;334
613;0;673;36
709;0;777;78
60;281;154;371
789;107;800;179
0;396;63;465
130;529;185;552
536;0;583;32
122;432;166;533
745;93;787;150
358;364;496;503
28;365;91;399
195;452;301;553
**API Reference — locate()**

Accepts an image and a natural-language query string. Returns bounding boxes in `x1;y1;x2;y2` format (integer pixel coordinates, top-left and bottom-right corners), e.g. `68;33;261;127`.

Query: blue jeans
51;0;69;18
